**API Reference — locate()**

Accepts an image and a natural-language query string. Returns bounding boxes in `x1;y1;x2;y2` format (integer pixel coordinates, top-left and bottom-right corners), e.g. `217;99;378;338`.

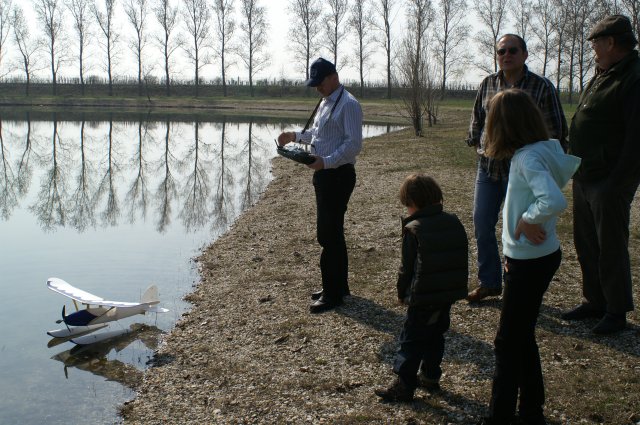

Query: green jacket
570;50;640;183
397;204;468;307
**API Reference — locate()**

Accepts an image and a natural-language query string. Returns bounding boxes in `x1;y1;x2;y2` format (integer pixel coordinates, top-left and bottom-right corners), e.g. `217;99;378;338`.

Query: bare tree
399;0;437;136
325;0;349;67
349;0;376;97
182;0;211;97
0;0;12;78
93;0;119;96
153;0;180;96
11;6;40;95
512;0;533;41
67;0;92;95
33;0;65;95
473;0;510;73
124;0;149;96
288;0;322;80
432;0;471;94
372;0;398;98
550;0;569;90
213;0;235;96
531;0;556;76
620;0;639;37
238;0;268;97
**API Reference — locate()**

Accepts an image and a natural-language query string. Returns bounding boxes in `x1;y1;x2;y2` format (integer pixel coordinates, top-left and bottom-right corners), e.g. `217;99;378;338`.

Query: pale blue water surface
0;114;401;424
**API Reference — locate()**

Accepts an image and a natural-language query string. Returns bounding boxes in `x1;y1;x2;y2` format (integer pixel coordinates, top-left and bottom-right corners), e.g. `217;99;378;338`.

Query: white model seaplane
46;277;169;344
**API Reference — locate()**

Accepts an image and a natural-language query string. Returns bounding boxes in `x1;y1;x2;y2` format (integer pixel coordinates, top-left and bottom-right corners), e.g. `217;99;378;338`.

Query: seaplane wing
47;277;168;329
47;277;143;308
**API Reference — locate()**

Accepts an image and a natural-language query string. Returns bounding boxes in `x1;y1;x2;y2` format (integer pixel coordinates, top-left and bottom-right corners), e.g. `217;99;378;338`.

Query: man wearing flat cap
277;57;362;314
563;15;640;334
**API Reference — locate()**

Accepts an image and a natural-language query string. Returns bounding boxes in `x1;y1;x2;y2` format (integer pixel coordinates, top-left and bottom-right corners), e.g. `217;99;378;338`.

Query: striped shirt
466;65;568;180
294;84;363;169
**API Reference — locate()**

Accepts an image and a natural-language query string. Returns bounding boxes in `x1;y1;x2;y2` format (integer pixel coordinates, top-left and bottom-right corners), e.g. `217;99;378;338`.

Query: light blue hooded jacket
502;139;581;260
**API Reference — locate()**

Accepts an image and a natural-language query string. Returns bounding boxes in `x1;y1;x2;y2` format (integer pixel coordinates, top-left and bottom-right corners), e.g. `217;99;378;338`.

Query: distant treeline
0;77;482;99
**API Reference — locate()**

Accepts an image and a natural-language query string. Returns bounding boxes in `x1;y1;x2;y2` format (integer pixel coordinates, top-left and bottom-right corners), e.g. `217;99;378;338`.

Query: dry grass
121;106;640;425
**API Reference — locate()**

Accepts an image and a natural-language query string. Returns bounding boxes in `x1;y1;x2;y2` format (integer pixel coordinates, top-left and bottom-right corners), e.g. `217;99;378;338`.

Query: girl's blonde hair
483;89;550;160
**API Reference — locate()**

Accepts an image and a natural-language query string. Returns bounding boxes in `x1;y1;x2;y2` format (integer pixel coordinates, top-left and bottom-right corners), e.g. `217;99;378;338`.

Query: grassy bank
120;104;640;424
0;95;415;124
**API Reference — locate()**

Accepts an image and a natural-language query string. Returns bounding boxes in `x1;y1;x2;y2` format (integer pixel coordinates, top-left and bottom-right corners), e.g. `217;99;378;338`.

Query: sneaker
561;304;605;321
467;286;502;302
374;379;414;402
416;374;441;393
591;313;626;335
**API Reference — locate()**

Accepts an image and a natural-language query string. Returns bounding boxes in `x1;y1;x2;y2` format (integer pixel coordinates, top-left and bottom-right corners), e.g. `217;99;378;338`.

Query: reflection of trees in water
30;118;68;231
179;122;212;231
15;115;35;200
125;120;154;224
0;121;19;220
3;117;277;233
69;121;97;232
155;121;179;233
237;120;269;211
94;119;121;227
211;118;236;233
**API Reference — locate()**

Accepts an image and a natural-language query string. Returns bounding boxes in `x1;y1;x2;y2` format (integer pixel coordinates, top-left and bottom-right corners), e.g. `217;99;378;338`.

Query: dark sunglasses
496;47;520;56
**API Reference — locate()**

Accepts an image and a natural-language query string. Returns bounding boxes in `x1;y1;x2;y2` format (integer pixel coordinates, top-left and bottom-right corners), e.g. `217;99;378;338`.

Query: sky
12;0;493;86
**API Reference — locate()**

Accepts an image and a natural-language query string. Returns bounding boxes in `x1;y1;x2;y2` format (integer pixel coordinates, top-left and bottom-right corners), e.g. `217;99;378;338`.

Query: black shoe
311;288;351;301
591;313;626;334
309;295;343;314
374;379;414;402
561;304;605;321
416;374;441;393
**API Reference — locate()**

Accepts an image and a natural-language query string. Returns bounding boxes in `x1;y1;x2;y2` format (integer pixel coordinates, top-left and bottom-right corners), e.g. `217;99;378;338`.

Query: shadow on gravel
338;295;405;334
462;298;639;358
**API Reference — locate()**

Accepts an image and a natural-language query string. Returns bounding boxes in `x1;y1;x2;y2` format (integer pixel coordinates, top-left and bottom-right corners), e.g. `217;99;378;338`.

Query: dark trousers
573;178;637;314
393;304;452;390
489;249;561;423
312;164;356;299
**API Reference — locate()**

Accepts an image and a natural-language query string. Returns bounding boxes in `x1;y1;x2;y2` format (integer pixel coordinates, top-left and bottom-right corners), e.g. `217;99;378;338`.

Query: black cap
305;58;336;87
588;15;636;40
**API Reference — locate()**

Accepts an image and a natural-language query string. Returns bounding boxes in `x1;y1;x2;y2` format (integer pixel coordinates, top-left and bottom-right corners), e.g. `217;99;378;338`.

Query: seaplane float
46;277;169;345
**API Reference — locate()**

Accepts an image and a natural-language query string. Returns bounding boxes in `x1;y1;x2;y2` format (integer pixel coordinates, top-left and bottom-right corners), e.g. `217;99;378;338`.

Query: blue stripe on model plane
63;309;99;326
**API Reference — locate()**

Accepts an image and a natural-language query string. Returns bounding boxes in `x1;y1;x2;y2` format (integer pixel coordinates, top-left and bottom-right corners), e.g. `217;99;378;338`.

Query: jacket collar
402;204;443;226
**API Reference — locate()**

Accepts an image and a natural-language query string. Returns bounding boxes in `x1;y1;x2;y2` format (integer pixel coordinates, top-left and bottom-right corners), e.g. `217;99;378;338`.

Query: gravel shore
121;108;640;425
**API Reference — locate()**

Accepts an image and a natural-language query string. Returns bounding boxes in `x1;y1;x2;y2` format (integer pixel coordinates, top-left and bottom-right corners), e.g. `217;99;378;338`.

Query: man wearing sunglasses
563;15;640;334
465;34;568;303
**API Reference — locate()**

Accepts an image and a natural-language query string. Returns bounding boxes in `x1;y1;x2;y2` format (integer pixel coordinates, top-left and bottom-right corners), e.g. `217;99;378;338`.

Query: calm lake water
0;114;401;425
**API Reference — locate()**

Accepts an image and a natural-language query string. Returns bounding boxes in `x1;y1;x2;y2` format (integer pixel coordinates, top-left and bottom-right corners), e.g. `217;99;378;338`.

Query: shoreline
120;108;640;424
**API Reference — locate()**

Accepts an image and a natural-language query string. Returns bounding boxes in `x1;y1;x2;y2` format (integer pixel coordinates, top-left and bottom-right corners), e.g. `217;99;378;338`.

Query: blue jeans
473;164;508;289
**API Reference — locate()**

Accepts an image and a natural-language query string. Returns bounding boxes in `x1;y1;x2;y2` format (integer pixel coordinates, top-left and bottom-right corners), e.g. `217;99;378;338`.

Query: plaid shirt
466;66;568;180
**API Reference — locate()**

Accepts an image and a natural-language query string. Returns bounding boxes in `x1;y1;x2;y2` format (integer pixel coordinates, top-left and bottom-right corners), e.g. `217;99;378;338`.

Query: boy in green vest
375;174;468;402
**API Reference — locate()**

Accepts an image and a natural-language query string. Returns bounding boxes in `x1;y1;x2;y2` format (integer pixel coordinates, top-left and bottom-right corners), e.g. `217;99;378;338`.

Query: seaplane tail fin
141;285;160;305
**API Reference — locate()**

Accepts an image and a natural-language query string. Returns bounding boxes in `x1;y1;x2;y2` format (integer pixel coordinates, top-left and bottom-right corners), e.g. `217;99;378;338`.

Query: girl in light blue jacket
477;89;580;425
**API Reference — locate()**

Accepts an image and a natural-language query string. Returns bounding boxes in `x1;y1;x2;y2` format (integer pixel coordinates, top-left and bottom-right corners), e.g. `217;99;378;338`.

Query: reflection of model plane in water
46;277;169;345
51;323;163;388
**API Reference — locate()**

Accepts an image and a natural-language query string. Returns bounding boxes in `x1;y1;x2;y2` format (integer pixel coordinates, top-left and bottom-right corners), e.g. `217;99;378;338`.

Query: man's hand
307;156;324;171
277;131;295;146
515;218;546;245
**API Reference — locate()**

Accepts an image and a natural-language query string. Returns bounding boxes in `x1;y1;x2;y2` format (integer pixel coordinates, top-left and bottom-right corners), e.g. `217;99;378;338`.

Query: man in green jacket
563;15;640;334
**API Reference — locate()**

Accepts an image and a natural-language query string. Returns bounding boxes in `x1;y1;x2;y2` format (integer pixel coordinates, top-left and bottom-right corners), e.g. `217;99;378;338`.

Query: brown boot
374;379;414;402
467;286;502;303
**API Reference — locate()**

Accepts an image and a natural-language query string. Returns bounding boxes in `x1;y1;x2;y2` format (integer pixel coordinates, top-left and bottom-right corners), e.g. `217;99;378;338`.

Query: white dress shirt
294;85;363;169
